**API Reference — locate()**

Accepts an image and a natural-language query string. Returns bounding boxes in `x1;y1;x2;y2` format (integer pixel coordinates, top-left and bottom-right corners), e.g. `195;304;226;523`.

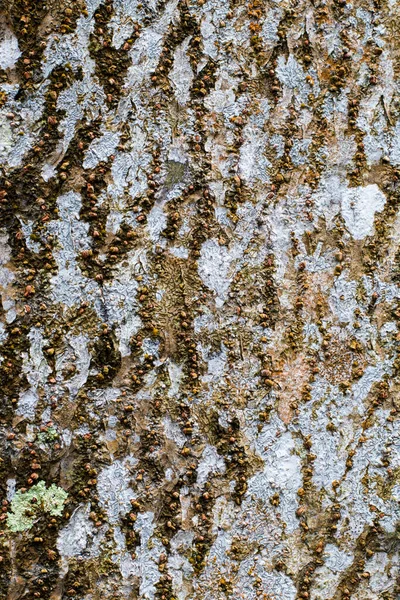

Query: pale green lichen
7;481;68;533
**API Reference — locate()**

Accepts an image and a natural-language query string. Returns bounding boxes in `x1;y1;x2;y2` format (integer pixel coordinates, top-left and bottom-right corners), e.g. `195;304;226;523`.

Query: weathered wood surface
0;0;399;598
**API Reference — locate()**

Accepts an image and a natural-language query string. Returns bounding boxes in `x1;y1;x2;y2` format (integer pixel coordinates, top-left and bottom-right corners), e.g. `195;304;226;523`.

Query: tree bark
0;0;399;598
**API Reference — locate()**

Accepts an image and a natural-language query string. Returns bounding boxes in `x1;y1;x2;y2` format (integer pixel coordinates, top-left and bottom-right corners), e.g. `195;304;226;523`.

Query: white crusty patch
17;328;51;420
48;191;99;307
276;54;305;90
341;184;386;239
97;458;136;524
248;430;302;534
16;389;39;422
147;201;167;242
310;544;354;600
168;362;184;397
124;0;179;94
129;512;164;598
198;239;233;307
65;335;91;396
204;71;237;114
83;130;120;170
0;115;14;162
0;28;21;70
197;445;225;486
163;416;186;449
328;274;357;325
57;504;96;558
239;124;271;185
102;249;142;356
0;230;16;323
110;0;141;48
169;36;194;105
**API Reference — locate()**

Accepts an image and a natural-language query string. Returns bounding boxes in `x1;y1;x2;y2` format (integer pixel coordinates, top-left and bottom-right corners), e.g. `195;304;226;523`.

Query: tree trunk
0;0;399;598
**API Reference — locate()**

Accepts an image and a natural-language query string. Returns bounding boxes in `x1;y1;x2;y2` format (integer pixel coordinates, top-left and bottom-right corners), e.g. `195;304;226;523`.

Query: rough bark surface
0;0;400;599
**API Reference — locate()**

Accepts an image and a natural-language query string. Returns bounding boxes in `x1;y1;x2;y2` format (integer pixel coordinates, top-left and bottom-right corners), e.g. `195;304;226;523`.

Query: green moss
36;426;59;443
7;480;68;532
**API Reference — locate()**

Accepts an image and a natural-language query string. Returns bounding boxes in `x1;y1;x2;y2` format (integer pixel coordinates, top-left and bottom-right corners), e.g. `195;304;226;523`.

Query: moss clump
37;426;59;444
7;481;68;532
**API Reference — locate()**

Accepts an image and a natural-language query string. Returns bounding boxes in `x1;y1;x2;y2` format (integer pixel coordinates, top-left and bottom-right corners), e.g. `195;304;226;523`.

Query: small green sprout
36;426;59;444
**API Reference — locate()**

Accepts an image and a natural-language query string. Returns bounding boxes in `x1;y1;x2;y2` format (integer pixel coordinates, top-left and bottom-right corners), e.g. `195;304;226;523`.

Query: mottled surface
0;0;400;599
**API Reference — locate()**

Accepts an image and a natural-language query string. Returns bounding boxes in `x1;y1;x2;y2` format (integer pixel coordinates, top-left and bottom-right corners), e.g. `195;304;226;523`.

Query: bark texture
0;0;400;598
